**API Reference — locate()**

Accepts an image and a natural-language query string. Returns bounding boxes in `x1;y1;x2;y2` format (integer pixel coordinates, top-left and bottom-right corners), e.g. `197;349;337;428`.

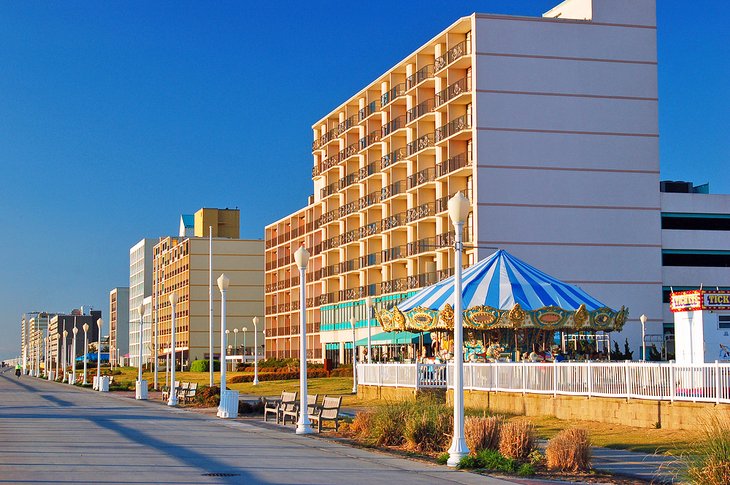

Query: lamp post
168;291;178;406
446;191;471;466
350;317;357;394
217;273;238;418
136;303;148;399
62;330;68;383
252;317;259;385
365;296;373;363
233;328;239;357
242;327;247;360
294;245;313;434
55;333;60;381
82;323;89;385
71;326;78;384
640;314;647;362
96;318;103;391
225;329;231;372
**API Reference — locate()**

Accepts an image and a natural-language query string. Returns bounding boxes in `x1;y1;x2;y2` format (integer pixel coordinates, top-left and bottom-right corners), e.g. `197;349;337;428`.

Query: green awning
355;331;431;346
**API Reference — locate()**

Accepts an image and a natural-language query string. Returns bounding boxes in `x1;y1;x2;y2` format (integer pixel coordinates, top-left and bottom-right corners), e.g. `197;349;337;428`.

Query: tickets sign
670;290;730;312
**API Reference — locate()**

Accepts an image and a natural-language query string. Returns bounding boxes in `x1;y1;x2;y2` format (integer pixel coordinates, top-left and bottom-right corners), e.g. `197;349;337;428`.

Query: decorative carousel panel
464;306;506;329
392;306;407;331
613;306;629;332
508;303;531;328
531;306;569;329
376;309;396;332
438;303;455;329
405;306;439;331
589;307;618;331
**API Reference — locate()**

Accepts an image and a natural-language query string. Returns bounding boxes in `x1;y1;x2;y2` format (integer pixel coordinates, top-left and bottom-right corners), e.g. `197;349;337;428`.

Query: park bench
176;382;190;401
162;381;180;401
263;391;297;423
308;395;342;432
183;382;198;403
281;394;318;425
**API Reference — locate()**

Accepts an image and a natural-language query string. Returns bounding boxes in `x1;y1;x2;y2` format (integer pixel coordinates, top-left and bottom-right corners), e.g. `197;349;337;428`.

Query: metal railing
407;98;435;123
406;65;434;90
357;362;730;404
435;40;469;72
436;77;471;107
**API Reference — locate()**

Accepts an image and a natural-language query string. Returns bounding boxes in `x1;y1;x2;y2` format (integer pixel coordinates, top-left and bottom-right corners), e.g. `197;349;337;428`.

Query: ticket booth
670;290;730;364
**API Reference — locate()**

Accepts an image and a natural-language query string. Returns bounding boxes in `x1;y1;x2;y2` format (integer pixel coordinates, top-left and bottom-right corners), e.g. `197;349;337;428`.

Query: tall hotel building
129;239;155;367
109;287;129;367
265;0;668;362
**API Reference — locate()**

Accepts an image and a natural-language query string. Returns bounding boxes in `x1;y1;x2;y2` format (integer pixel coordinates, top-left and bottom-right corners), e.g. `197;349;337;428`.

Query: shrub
238;399;264;415
436;452;450;465
685;415;730;485
195;385;220;407
546;428;591;472
190;360;220;372
351;411;375;439
228;369;328;384
465;415;502;453
457;449;517;473
499;419;535;460
369;402;408;446
403;402;452;452
517;463;536;477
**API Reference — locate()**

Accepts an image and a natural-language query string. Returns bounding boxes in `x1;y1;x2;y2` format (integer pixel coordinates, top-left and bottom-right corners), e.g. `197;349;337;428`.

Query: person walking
15;363;22;378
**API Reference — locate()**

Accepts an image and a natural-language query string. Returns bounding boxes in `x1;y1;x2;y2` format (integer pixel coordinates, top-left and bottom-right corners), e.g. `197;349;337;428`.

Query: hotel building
129;239;155;367
151;208;264;367
265;0;730;363
109;287;129;367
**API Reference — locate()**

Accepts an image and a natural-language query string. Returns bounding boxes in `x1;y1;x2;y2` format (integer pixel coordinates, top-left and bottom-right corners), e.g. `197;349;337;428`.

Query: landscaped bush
350;411;375;438
403;400;452;452
499;419;536;460
195;385;220;407
190;359;220;372
546;428;591;472
328;366;354;377
685;415;730;485
228;369;329;384
458;448;517;473
465;415;502;453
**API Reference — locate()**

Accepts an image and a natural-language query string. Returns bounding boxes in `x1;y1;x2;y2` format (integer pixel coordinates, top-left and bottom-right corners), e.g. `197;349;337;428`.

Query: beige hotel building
265;0;665;363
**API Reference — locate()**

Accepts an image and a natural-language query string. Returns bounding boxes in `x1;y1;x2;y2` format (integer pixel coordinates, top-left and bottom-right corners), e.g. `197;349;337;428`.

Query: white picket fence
356;361;730;404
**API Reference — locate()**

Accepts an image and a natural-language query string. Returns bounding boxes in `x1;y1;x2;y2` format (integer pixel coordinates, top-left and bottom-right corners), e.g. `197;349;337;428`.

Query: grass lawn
107;368;696;455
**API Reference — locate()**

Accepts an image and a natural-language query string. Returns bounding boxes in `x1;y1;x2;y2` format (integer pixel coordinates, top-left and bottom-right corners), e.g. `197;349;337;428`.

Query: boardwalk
0;368;511;485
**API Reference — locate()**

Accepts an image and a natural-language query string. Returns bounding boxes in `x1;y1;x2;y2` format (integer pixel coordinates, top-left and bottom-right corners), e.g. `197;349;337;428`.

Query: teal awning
355;331;431;346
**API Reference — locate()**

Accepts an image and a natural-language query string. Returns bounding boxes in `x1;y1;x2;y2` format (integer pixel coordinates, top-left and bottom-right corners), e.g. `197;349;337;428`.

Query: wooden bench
176;382;190;401
162;381;180;401
308;395;342;432
281;394;318;425
183;382;198;403
263;391;297;424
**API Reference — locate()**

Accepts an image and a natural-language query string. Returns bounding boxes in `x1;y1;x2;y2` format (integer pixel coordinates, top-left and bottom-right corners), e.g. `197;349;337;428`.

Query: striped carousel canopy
376;250;628;333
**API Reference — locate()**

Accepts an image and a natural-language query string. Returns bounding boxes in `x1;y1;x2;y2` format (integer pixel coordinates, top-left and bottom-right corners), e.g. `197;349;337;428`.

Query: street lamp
242;327;247;360
71;326;78;384
62;329;68;383
233;328;239;357
55;333;60;381
640;314;648;362
446;191;471;466
136;303;148;400
294;245;313;434
350;317;357;394
226;329;231;370
217;273;238;418
168;291;178;406
82;323;89;385
252;316;259;385
365;296;373;363
96;318;104;391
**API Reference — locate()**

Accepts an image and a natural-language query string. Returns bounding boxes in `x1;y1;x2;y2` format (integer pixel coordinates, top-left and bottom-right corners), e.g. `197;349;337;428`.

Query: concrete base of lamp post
94;376;109;392
217;390;239;418
67;373;75;385
135;380;149;400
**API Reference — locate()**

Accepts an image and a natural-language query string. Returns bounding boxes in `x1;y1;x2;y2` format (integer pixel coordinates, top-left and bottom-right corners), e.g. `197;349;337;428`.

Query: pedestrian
15;363;22;378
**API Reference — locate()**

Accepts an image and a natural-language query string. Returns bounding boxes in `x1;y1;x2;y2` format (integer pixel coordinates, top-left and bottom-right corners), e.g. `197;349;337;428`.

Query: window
719;315;730;329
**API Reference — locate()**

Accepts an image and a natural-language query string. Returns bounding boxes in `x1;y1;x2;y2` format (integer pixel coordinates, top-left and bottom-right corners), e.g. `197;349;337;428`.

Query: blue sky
0;1;728;360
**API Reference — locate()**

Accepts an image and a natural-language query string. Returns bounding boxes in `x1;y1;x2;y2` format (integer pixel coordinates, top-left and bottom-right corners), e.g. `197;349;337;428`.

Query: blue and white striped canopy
398;249;606;312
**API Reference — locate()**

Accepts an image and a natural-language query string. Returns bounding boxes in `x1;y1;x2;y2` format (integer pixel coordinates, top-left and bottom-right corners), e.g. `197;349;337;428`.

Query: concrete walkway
0;369;514;485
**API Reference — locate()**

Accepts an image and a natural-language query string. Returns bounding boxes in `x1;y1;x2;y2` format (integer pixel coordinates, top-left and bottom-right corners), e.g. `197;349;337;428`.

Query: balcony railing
381;147;407;169
407;167;436;189
435;77;471;107
339;141;360;161
381;181;405;201
382;115;406;138
437;152;471;177
407;236;437;256
406;201;436;223
407;132;435;156
406;98;435;123
358;160;380;180
312;126;337;151
382;245;407;263
435;40;469;72
436;114;471;142
359;130;381;151
381;211;406;231
337;114;358;135
359;100;380;121
381;83;406;106
406;64;434;89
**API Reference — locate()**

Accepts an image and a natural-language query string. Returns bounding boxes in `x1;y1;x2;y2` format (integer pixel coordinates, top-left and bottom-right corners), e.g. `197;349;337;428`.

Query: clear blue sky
0;1;728;360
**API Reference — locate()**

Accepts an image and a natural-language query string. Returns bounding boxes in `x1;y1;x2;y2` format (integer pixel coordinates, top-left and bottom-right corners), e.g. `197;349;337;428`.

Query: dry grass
684;414;730;485
546;428;591;472
350;411;375;438
465;415;502;453
499;419;535;460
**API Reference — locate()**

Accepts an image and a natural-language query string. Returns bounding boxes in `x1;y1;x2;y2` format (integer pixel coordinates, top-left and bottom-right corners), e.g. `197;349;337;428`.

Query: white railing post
395;364;400;388
521;361;527;394
378;364;382;387
715;360;721;405
553;360;558;398
493;363;498;391
624;361;631;400
669;362;675;403
587;361;593;398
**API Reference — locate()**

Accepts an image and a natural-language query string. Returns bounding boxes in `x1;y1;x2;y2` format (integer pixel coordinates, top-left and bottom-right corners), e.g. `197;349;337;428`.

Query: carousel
375;250;628;362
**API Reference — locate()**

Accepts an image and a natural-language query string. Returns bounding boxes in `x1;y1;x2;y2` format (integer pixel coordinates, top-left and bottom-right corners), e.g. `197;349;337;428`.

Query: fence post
624;361;631;400
553;360;557;398
378;364;382;387
587;361;592;398
521;361;527;395
395;364;399;388
493;363;498;392
715;360;721;405
669;361;675;403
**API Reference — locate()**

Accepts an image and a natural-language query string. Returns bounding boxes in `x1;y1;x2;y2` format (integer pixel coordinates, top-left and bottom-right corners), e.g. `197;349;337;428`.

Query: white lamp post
446;191;471;466
96;318;104;391
82;323;89;385
168;291;178;406
71;326;78;384
225;329;231;371
365;296;373;363
350;317;357;394
55;333;60;381
217;273;238;418
640;314;647;362
294;245;313;434
233;328;239;357
252;316;259;385
62;330;68;383
136;303;148;400
242;327;247;360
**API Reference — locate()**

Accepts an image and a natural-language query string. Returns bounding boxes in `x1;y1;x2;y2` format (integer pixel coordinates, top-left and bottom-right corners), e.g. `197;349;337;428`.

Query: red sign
670;290;730;312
